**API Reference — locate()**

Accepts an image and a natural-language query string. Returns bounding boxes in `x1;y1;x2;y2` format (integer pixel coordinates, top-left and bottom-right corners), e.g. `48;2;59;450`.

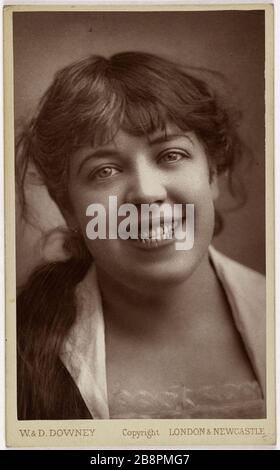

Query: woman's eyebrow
149;133;194;146
77;149;120;175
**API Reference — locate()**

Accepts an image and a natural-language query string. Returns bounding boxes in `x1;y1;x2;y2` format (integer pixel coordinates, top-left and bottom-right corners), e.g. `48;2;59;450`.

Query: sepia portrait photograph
4;3;275;446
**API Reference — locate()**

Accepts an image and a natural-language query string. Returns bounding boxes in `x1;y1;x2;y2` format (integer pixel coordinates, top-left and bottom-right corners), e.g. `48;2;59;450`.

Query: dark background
13;10;265;287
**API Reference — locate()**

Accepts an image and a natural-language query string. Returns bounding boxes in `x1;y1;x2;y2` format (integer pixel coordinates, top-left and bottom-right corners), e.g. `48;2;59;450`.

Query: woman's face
67;124;219;288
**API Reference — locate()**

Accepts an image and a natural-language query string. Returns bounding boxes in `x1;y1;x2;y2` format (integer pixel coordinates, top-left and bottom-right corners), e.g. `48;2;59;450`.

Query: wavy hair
17;52;245;221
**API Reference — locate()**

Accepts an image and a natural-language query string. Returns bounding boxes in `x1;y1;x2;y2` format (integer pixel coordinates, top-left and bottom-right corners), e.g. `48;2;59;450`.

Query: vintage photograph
5;4;275;446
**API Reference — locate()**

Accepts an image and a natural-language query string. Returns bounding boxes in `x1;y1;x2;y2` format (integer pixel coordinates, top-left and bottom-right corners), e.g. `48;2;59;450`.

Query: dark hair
17;51;244;219
17;259;92;418
16;52;246;418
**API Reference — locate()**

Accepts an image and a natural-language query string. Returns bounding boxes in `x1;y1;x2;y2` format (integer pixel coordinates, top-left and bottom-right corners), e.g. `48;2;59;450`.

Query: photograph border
4;2;275;447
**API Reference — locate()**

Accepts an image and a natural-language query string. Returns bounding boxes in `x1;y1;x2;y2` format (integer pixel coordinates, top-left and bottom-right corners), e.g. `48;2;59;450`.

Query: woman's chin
113;249;206;289
89;235;211;290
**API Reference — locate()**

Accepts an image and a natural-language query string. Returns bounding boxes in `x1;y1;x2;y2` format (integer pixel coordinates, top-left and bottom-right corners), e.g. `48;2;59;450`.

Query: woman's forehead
83;123;194;151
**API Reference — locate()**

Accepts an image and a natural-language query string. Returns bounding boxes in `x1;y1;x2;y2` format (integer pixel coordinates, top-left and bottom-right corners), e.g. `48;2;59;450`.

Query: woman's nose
125;165;167;205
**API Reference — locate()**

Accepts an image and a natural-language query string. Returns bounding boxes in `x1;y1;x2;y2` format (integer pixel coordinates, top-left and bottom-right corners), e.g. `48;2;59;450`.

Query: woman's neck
96;253;227;340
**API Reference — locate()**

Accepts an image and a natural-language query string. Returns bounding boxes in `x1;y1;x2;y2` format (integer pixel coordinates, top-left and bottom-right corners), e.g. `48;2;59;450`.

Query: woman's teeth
139;220;179;243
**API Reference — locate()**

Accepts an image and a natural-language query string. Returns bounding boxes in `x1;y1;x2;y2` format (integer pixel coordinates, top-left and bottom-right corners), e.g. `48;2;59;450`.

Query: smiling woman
16;52;265;420
68;127;214;286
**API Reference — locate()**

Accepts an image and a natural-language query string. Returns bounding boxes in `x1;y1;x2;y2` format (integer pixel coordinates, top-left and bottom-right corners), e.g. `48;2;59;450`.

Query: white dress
59;246;266;419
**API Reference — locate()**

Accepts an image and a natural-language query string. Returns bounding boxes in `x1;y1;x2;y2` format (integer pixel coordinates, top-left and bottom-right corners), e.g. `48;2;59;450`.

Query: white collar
60;246;266;418
60;264;110;418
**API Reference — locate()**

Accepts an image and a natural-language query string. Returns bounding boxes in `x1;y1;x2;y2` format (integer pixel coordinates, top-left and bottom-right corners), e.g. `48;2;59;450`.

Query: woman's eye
159;151;187;164
90;166;120;180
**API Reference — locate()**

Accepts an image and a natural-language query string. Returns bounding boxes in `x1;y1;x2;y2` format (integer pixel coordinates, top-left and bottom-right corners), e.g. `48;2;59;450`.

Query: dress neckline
59;246;266;419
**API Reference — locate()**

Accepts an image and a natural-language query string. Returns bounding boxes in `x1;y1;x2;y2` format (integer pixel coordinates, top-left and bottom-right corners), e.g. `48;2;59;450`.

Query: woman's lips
139;219;179;240
128;218;186;249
